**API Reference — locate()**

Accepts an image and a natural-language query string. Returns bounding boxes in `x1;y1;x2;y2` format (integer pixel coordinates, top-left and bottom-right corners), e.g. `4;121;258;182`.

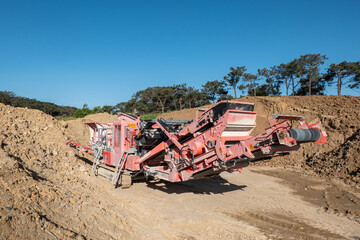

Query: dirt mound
160;96;360;185
0;103;80;238
0;151;84;239
0;103;72;173
307;129;360;186
0;104;130;239
65;113;119;145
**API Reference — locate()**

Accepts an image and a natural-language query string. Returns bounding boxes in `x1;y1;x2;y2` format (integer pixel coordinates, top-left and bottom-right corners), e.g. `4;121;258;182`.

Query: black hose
179;145;197;169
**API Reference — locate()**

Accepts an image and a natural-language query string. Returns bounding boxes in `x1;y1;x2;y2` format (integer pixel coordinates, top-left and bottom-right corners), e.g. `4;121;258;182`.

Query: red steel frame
67;101;327;184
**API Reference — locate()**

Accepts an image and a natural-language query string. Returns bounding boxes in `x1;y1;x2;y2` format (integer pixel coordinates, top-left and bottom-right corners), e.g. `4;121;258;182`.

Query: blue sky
0;0;359;108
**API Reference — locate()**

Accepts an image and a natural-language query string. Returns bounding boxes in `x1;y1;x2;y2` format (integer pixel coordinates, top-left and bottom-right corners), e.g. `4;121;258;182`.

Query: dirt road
94;165;360;240
2;147;359;239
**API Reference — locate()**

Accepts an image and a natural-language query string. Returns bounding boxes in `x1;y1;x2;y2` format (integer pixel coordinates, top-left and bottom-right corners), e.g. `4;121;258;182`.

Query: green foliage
201;80;228;103
295;54;328;95
251;84;272;96
183;87;209;109
73;104;93;118
169;84;187;111
323;61;360;95
153;86;173;113
72;104;114;118
0;91;15;104
241;73;259;96
141;112;162;120
295;76;326;96
218;94;234;101
114;84;210;115
273;54;328;96
112;102;126;114
101;105;115;114
257;67;281;96
0;91;77;117
275;60;300;96
224;66;247;98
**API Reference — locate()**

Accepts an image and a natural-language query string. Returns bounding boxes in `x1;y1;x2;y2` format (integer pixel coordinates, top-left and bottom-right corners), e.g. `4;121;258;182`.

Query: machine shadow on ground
75;154;94;165
75;153;247;195
144;176;247;194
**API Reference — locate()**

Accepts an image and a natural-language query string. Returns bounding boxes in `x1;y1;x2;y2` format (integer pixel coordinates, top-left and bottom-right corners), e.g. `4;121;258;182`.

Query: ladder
112;151;130;188
91;144;104;174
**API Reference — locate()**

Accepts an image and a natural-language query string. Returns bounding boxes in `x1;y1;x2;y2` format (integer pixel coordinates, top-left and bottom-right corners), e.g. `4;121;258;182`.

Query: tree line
222;53;359;98
1;53;359;117
0;91;77;117
111;53;359;114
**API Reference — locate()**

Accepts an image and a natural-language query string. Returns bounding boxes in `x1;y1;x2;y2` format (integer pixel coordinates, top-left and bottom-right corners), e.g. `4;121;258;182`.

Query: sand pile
65;113;119;145
0;150;85;239
307;129;360;186
0;103;84;238
0;103;127;239
0;103;73;175
159;96;360;185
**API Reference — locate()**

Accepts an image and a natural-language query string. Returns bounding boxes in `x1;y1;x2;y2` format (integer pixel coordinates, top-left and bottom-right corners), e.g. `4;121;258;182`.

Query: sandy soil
1;96;360;239
2;150;359;239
